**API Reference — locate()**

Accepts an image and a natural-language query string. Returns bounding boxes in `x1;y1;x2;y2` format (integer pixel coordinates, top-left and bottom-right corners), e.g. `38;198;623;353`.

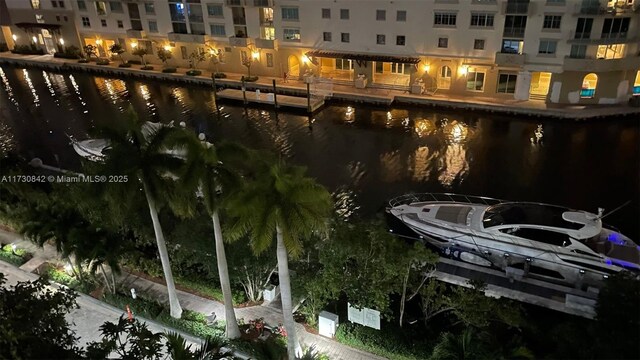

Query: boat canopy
482;203;585;230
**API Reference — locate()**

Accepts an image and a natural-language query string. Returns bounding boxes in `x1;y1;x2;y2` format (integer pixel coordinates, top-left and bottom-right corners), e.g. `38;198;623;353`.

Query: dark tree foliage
0;272;84;359
86;315;164;360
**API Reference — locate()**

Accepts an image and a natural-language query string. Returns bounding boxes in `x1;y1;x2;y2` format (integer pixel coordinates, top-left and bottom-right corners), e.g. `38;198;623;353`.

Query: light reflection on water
0;66;637;239
22;69;39;107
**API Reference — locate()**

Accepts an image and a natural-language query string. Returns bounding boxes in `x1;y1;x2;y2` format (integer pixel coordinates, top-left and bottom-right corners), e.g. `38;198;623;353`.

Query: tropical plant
109;43;126;64
0;273;84;359
86;315;164;360
241;46;257;79
132;47;148;65
157;48;173;68
430;329;488;360
83;44;97;59
87;108;193;318
227;155;333;359
206;46;224;74
188;49;206;70
180;136;250;338
164;331;233;360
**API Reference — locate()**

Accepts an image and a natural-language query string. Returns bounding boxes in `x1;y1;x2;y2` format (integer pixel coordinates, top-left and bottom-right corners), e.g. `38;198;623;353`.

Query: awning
305;50;421;64
15;22;62;31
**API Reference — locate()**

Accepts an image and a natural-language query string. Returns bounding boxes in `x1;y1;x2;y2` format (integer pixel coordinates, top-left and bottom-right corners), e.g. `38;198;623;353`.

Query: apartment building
1;0;639;105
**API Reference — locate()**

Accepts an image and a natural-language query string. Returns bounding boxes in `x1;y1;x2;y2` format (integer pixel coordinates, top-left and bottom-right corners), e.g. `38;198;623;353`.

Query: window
546;0;565;4
82;16;90;27
283;28;300;41
580;73;598;98
570;44;587;58
538;40;557;54
148;20;158;33
141;2;154;15
323;32;332;41
632;71;640;96
36;14;44;24
502;228;570;247
470;13;494;27
117;20;123;28
397;10;406;21
503;15;527;37
335;59;353;70
281;7;299;21
96;1;107;16
31;0;40;9
575;18;593;39
59;1;64;8
396;35;405;46
77;0;86;11
340;9;349;19
502;39;523;54
341;32;350;43
207;4;223;17
434;12;457;26
542;15;561;29
438;37;448;48
601;18;630;39
64;15;68;21
322;8;330;19
109;1;123;13
101;19;107;27
376;10;386;21
180;46;188;59
266;53;273;67
497;73;517;94
474;39;485;50
377;34;385;45
597;44;625;59
466;71;485;91
52;0;58;8
375;61;383;73
391;62;409;75
210;24;226;36
438;66;452;89
56;15;61;21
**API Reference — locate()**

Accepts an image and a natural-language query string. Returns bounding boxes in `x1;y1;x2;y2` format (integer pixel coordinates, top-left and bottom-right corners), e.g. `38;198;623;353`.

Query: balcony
225;0;245;6
168;32;207;43
255;38;278;49
229;36;252;47
126;29;146;39
503;28;526;38
495;52;526;66
233;17;247;25
252;0;273;7
501;1;534;15
567;35;639;45
260;19;274;26
573;2;639;15
189;15;204;23
563;55;640;72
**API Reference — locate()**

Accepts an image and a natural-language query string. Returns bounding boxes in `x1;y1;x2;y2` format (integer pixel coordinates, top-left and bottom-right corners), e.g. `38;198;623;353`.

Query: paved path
1;52;638;120
0;229;386;360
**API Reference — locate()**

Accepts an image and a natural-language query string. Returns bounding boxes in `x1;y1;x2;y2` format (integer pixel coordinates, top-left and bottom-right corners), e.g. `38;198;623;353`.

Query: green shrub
242;76;259;82
162;67;177;73
214;72;227;79
128;60;142;65
0;245;32;266
186;70;202;76
11;44;45;55
119;63;132;68
46;267;98;294
54;45;82;59
335;323;429;360
96;58;110;65
141;65;154;70
78;59;90;63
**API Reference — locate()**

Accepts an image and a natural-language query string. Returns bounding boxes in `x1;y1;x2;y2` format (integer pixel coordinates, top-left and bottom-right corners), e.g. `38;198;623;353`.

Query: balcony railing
501;1;532;14
170;14;185;22
229;36;252;47
255;38;278;49
189;15;204;23
168;32;207;43
260;19;274;26
252;0;273;7
574;3;640;15
503;28;526;38
495;51;526;66
563;55;640;72
126;29;146;39
225;0;245;6
233;17;247;25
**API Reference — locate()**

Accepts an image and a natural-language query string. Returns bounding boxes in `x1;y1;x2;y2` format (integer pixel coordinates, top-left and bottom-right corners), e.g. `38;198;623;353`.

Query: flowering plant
248;317;265;333
274;323;287;337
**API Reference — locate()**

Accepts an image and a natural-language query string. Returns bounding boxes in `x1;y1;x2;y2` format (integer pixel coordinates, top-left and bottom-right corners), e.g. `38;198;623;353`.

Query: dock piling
241;78;247;106
272;79;278;109
306;83;311;113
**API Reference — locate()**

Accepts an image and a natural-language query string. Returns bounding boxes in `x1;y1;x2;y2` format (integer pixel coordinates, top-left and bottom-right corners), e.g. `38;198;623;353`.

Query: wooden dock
216;88;324;112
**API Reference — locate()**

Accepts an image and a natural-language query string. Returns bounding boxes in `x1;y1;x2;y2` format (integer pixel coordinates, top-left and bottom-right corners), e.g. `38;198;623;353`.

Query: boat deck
216;89;325;112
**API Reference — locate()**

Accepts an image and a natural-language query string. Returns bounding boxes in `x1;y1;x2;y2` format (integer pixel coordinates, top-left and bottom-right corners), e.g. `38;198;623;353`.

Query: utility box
318;311;339;338
263;285;279;302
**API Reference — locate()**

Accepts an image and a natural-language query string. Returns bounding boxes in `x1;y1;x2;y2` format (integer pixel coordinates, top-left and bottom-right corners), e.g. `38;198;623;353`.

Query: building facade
1;0;639;105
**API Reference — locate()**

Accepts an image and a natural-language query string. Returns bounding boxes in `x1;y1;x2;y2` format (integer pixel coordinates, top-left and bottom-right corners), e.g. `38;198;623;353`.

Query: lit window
283;28;300;41
596;44;625;59
580;73;598;98
35;14;45;24
31;0;41;9
633;71;640;96
96;1;107;16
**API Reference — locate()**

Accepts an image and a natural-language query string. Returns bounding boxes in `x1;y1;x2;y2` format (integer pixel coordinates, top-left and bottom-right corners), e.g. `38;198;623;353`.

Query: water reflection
380;150;403;183
69;74;88;114
139;84;157;116
22;69;39;107
0;67;18;109
438;119;471;187
95;77;128;107
42;71;56;99
333;187;361;221
345;106;354;123
413;118;437;138
0;122;16;157
411;146;436;182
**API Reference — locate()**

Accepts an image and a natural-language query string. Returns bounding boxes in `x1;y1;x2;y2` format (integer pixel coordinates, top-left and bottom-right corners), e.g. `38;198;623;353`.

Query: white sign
347;303;380;330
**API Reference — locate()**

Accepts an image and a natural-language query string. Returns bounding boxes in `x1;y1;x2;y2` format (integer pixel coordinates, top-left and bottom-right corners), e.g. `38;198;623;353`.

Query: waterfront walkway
1;52;638;120
0;229;385;360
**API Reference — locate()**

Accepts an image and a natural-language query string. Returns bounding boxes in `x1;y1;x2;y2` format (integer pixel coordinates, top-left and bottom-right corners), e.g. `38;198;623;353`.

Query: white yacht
387;193;640;288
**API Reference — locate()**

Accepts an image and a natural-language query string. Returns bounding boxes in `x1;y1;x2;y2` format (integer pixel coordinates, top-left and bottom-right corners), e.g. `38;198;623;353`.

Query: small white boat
387;193;639;288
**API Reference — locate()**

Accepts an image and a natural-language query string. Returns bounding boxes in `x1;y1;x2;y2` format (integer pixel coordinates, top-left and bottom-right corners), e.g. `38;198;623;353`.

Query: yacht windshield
482;203;584;230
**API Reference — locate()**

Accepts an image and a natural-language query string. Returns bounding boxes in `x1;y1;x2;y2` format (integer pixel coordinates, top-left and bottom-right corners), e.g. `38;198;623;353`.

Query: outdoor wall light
12;34;17;41
423;64;430;72
459;65;468;76
59;38;64;45
131;42;138;48
251;51;260;60
32;36;37;43
95;39;102;45
301;54;310;64
164;45;172;51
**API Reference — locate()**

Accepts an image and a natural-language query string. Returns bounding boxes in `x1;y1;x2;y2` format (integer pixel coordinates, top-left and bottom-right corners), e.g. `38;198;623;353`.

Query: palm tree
181;135;248;339
227;155;333;359
89;109;191;318
430;329;488;360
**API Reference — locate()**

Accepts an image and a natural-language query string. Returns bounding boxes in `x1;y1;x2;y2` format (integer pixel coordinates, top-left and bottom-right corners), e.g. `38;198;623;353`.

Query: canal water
0;66;638;239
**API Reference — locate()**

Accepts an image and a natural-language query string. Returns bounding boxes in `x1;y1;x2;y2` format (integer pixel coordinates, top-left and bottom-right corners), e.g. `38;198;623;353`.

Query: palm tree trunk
100;264;112;294
212;211;241;339
276;225;301;360
143;182;183;319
